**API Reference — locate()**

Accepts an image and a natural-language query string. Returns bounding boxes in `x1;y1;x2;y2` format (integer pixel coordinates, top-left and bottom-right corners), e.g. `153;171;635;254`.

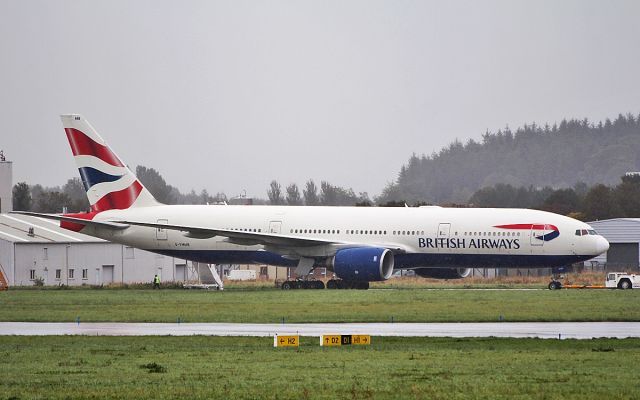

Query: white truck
605;272;640;289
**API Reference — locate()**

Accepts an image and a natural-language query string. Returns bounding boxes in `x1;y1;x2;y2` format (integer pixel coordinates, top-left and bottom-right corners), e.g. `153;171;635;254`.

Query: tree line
377;113;640;205
266;180;371;206
11;166;228;213
11;165;373;212
468;174;640;221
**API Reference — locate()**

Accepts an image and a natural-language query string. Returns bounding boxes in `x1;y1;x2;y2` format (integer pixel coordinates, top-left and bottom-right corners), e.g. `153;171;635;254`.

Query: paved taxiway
0;322;638;339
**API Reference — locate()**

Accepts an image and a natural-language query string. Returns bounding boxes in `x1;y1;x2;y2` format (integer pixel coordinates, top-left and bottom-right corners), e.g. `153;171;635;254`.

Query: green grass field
0;336;638;399
1;288;638;323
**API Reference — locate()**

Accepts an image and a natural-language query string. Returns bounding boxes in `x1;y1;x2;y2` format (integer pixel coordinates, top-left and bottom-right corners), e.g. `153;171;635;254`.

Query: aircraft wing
10;211;129;230
114;219;409;253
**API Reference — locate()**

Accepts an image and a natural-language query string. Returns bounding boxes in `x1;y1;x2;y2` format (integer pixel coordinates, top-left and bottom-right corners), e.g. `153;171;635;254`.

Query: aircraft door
269;221;282;234
156;219;168;240
437;223;451;239
530;224;544;247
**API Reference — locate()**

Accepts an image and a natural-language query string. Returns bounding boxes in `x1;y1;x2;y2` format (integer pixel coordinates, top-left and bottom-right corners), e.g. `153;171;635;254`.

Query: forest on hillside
377;113;640;204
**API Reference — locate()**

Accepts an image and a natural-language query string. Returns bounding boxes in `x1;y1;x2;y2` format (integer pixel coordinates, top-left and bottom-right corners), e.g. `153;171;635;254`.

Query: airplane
14;115;610;289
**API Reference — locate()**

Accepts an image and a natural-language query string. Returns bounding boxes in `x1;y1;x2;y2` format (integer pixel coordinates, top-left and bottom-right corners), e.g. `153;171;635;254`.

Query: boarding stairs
184;262;224;290
0;263;8;291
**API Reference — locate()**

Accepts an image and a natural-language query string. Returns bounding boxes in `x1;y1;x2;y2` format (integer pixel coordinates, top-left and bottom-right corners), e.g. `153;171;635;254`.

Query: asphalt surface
0;322;638;339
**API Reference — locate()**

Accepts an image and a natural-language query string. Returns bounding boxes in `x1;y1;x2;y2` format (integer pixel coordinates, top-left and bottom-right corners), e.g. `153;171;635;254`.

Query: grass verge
0;336;638;399
1;287;638;323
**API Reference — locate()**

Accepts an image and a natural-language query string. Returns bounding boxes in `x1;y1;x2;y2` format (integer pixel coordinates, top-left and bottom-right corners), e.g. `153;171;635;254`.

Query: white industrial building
588;218;640;271
0;213;193;286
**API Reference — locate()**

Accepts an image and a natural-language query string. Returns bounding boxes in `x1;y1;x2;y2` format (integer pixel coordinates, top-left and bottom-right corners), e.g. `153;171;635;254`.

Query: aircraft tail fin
61;114;159;212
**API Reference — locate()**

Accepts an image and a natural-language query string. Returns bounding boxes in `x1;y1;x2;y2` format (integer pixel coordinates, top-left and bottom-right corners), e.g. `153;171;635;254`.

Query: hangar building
0;213;190;286
587;218;640;271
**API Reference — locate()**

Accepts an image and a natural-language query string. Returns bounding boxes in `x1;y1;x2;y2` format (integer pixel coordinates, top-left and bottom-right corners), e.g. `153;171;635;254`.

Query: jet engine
414;267;472;279
332;247;394;282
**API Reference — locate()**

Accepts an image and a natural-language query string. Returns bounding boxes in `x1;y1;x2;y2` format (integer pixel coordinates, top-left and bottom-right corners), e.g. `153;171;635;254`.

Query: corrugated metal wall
588;218;640;270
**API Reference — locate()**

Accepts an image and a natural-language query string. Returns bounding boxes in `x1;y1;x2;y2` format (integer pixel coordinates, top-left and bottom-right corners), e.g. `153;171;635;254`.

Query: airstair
0;263;8;291
183;262;223;290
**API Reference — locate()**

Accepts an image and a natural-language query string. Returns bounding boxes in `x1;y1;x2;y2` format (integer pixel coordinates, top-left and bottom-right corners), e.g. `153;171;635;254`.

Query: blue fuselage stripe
149;249;592;268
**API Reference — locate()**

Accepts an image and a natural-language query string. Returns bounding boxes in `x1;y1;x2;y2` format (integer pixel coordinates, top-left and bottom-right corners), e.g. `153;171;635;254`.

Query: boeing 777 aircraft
15;115;610;289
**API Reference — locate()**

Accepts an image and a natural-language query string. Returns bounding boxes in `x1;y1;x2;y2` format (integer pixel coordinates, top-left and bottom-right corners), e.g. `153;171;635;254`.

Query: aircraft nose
596;236;609;255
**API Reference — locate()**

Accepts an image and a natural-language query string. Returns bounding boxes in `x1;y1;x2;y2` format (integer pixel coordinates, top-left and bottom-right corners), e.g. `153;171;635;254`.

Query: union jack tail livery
61;114;158;212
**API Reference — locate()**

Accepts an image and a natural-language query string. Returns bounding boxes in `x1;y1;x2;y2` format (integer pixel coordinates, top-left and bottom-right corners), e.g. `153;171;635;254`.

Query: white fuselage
78;205;609;270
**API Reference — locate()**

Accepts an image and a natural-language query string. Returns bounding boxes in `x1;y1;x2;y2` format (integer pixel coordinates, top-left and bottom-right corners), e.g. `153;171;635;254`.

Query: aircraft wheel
548;281;560;290
619;279;632;290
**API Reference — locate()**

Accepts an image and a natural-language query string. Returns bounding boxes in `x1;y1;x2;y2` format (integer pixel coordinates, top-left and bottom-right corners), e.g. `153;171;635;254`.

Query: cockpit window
576;229;599;236
581;229;589;235
588;229;597;235
575;229;581;236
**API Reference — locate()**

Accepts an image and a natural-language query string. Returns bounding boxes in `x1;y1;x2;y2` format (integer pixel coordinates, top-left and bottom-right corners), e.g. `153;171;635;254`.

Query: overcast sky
1;0;640;199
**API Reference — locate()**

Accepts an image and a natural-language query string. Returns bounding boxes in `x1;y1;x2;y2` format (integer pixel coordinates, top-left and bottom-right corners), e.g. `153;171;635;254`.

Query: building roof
589;218;640;225
588;218;640;243
0;213;104;243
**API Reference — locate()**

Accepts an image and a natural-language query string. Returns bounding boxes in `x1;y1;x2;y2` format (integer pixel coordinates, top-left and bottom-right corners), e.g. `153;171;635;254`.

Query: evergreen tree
614;174;640;217
12;182;32;211
583;184;618;221
33;191;71;213
267;180;284;205
62;177;89;212
303;180;319;206
136;165;175;204
541;188;581;216
285;184;302;206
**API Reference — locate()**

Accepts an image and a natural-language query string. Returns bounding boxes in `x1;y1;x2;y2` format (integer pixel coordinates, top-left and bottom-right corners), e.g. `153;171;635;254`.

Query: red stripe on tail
65;128;124;167
91;181;143;212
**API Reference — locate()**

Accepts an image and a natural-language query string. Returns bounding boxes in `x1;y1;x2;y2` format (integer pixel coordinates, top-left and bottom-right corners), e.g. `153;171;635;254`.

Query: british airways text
418;237;521;250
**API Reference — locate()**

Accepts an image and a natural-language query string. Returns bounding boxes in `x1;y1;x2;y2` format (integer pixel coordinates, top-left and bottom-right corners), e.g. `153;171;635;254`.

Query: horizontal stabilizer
10;211;129;230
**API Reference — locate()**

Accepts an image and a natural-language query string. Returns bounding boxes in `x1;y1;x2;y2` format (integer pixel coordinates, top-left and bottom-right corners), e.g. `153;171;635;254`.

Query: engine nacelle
415;267;472;279
333;248;394;282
